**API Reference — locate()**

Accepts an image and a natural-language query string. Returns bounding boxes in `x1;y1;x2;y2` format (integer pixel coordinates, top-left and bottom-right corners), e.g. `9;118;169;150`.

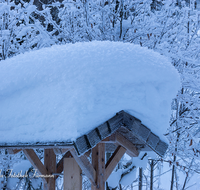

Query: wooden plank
86;129;101;147
7;149;22;154
70;148;96;186
74;135;90;155
123;112;151;142
108;112;124;132
116;133;139;157
117;126;143;145
137;124;151;142
56;151;72;179
104;146;126;181
44;149;56;190
155;140;168;157
23;149;48;183
146;132;160;149
123;111;141;130
91;144;105;190
97;122;111;140
64;157;82;190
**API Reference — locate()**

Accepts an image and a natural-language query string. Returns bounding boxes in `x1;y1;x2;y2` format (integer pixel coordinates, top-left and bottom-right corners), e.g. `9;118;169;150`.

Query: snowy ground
0;41;180;144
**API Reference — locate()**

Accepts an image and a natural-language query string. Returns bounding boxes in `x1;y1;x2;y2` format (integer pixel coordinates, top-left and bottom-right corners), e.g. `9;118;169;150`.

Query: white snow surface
0;41;180;144
108;152;153;187
107;169;123;188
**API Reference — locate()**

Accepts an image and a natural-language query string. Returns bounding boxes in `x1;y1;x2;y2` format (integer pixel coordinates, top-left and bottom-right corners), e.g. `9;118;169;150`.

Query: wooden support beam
104;146;126;181
116;133;139;157
44;149;56;190
85;149;91;157
55;151;72;179
100;134;116;143
64;157;82;190
70;148;96;186
53;148;63;155
91;143;106;190
23;149;48;183
7;149;22;154
61;148;70;154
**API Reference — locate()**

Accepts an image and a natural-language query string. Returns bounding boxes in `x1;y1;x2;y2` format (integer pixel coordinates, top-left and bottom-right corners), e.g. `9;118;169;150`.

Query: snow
120;168;137;186
7;160;42;189
0;41;180;144
107;151;156;188
7;160;31;189
107;169;123;188
0;3;9;14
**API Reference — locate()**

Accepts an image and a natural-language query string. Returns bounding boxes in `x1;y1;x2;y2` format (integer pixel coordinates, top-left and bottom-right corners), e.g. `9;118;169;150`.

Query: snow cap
0;41;180;144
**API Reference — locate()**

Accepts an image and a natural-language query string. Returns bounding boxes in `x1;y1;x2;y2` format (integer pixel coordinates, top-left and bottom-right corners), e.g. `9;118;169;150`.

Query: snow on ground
107;151;157;188
0;41;180;144
7;160;42;189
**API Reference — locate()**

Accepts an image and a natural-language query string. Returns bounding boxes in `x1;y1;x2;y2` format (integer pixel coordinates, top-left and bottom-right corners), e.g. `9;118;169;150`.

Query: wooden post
91;144;105;190
56;151;72;179
64;157;82;190
44;149;56;190
70;149;96;185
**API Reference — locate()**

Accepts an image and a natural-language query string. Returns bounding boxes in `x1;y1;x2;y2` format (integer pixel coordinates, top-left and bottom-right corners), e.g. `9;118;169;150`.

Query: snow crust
0;41;180;144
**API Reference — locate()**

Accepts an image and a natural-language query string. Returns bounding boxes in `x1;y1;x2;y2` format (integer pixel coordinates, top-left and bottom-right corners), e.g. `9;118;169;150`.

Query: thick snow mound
0;41;180;144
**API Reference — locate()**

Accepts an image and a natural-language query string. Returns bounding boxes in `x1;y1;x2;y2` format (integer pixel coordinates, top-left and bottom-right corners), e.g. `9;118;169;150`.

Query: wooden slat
55;151;72;179
74;135;89;155
7;149;22;154
123;112;151;141
91;144;105;190
146;132;160;149
23;149;48;183
64;157;82;190
155;140;168;157
104;146;126;181
97;122;110;140
108;111;124;132
44;149;56;190
86;128;101;147
70;148;96;186
116;133;139;157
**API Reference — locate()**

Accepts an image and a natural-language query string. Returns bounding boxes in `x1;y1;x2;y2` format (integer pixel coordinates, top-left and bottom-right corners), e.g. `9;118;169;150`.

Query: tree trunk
139;168;142;190
150;160;154;190
119;0;123;40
